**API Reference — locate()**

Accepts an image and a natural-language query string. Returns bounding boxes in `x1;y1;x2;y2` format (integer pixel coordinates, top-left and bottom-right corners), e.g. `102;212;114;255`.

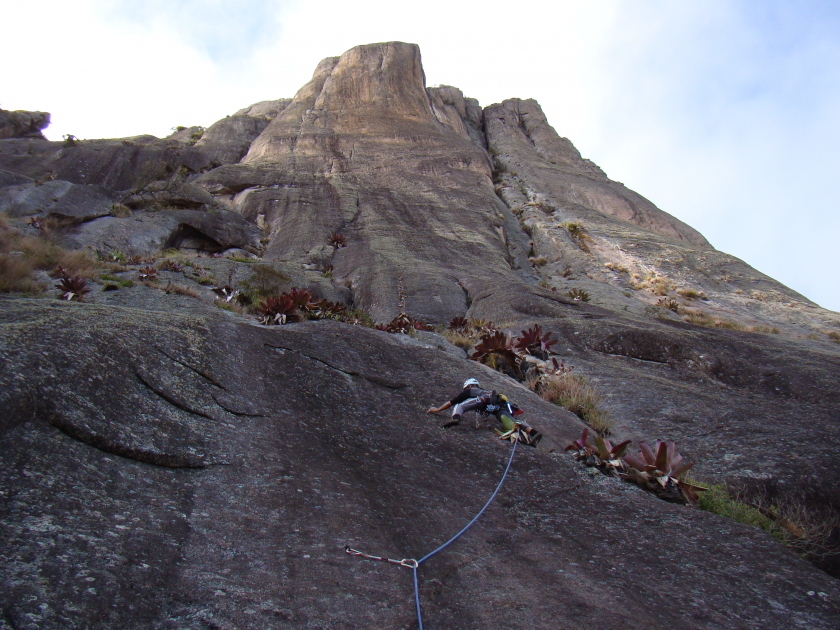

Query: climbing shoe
527;430;543;447
442;415;461;428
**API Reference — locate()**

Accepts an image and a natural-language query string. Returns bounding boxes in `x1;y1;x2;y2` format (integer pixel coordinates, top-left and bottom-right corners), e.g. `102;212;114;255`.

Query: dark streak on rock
595;350;671;366
264;343;408;390
152;344;228;391
134;371;214;419
43;411;208;469
211;394;266;417
1;606;21;630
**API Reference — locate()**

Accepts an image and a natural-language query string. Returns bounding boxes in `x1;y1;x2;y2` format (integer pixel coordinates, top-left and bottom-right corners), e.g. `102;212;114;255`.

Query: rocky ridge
1;42;839;629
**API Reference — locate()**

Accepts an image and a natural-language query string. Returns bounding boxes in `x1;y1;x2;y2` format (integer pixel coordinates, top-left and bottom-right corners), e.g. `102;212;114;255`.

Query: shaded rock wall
2;300;839;629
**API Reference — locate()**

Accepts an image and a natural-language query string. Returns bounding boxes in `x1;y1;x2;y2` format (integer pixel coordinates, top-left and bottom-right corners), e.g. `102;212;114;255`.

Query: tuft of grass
1;226;98;293
344;308;376;328
538;374;612;435
189;127;206;145
751;325;780;334
683;309;715;326
194;274;216;286
164;283;200;298
57;250;98;279
0;256;43;293
562;221;593;253
715;318;747;330
241;264;291;299
827;331;840;343
441;329;473;350
631;272;671;296
696;483;840;561
109;204;132;218
677;287;702;300
215;300;247;314
604;261;628;273
697;484;785;543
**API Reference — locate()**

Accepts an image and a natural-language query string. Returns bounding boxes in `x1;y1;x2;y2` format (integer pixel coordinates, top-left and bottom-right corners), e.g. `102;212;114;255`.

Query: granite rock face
1;41;840;629
2;300;840;630
486;97;710;246
196;42;517;324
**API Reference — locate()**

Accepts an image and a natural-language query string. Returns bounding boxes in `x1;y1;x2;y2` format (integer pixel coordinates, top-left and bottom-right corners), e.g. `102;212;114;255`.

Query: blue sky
3;0;839;311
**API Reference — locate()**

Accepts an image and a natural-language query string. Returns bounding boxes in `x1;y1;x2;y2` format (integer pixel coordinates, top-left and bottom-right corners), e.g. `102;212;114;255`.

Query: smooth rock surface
1;299;839;629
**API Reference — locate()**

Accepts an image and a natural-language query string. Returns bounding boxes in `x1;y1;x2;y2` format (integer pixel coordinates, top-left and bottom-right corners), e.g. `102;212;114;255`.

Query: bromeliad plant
57;275;90;301
327;233;346;248
565;430;704;505
566;288;590;302
313;299;346;320
657;297;680;313
255;287;358;326
377;313;414;333
471;331;523;379
158;259;183;272
257;295;298;325
211;285;239;303
514;324;557;359
447;316;469;332
564;428;630;474
622;440;705;504
138;266;158;281
287;287;316;313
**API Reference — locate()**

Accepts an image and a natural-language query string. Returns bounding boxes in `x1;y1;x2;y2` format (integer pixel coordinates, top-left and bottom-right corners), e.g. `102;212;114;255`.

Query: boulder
234;98;292;119
0;178;118;221
192;115;273;167
0;109;50;140
57;207;263;256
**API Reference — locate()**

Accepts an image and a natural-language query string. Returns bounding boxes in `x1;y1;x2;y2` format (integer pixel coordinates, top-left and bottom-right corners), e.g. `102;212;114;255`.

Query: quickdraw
344;546;418;569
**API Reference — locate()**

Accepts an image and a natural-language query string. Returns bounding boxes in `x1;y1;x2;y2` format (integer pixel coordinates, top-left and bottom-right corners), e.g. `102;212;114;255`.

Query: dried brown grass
0;255;44;293
441;329;474;350
537;373;612;435
165;282;201;298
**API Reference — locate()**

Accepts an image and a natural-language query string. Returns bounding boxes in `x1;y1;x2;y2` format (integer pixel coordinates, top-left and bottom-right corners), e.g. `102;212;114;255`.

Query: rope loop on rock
346;432;520;630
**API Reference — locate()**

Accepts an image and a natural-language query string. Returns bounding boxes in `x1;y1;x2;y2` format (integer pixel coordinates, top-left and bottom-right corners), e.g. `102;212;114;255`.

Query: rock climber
427;377;487;428
427;378;542;445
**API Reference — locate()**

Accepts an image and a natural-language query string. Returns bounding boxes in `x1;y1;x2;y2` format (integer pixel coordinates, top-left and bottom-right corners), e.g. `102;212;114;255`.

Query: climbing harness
346;433;520;629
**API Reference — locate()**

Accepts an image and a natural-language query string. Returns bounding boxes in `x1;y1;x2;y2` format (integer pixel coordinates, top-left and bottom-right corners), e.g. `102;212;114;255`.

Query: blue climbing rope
411;436;517;629
346;435;519;629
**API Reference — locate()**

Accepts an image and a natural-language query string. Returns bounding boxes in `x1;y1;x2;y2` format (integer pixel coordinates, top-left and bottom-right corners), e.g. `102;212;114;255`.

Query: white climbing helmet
463;378;480;389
